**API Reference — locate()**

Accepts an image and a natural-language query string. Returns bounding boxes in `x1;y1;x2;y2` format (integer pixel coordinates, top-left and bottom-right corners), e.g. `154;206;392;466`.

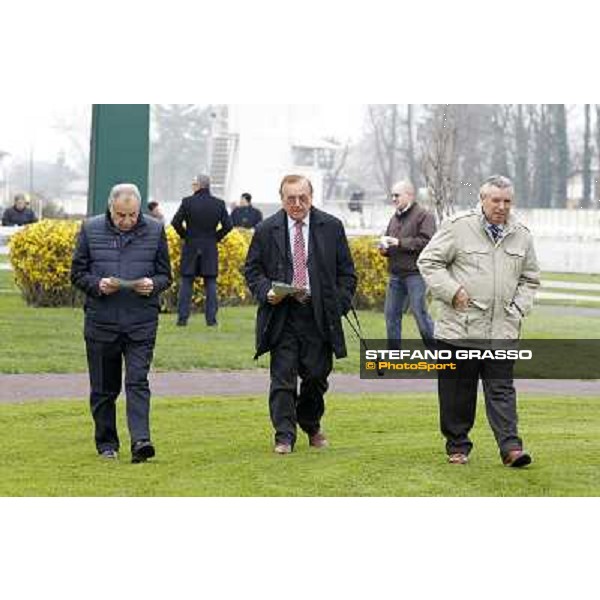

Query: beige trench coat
417;209;540;342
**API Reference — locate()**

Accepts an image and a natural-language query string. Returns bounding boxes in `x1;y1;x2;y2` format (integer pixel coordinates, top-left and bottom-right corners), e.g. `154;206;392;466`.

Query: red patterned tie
292;221;308;289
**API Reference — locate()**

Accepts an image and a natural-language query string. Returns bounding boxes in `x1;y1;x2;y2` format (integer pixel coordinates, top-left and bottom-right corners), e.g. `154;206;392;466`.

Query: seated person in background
231;193;263;229
2;194;38;226
147;201;165;224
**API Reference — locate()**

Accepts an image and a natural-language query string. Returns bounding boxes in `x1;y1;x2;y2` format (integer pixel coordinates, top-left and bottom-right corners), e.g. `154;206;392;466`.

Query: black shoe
503;449;532;468
99;449;118;460
131;440;155;464
176;319;188;327
206;322;218;327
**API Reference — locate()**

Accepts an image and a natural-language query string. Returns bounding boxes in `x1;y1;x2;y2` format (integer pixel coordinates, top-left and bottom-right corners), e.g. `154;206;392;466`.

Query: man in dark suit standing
171;174;233;327
245;174;357;454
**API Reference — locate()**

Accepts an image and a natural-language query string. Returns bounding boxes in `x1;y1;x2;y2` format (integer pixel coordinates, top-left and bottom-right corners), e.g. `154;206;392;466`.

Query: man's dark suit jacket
171;188;233;277
244;207;357;360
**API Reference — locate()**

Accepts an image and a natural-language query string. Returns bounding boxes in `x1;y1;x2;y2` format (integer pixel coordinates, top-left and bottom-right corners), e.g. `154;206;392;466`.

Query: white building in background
56;178;88;216
0;150;11;209
209;105;339;214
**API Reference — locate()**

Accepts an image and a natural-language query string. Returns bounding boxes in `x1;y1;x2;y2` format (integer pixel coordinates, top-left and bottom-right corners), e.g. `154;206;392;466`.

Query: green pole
88;104;150;216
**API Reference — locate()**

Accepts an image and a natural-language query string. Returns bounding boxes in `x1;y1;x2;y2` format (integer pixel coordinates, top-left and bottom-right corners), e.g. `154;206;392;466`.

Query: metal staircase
209;106;238;200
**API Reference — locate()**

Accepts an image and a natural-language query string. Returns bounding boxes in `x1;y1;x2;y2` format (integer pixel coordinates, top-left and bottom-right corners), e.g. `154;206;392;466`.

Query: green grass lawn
2;269;600;373
539;271;600;308
542;271;600;284
0;394;597;496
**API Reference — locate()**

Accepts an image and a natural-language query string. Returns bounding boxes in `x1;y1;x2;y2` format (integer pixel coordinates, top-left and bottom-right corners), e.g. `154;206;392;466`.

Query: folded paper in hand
377;236;398;249
271;281;306;297
109;277;144;290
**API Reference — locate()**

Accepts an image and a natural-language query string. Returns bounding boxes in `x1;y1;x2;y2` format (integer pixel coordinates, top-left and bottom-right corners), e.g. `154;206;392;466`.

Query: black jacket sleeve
335;223;357;316
216;202;233;243
244;226;272;305
171;201;187;238
151;228;173;295
70;225;102;297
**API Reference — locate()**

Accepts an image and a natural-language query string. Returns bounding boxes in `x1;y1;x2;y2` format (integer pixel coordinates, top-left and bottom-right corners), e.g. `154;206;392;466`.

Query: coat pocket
503;303;522;339
503;246;526;276
460;246;490;271
465;300;491;339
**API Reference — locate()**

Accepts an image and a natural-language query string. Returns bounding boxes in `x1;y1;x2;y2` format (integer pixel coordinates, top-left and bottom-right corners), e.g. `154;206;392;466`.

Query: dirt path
0;370;597;403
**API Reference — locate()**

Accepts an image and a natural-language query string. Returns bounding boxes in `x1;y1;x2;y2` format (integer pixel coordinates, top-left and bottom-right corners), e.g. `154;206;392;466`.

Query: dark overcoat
244;207;357;360
171;189;233;277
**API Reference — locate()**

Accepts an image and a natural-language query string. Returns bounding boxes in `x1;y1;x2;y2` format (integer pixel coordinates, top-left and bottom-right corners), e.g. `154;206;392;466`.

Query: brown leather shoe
448;453;469;465
309;432;329;449
503;449;532;468
274;442;292;455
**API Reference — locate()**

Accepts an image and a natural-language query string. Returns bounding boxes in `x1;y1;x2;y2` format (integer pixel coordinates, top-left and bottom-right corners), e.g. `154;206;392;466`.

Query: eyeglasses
284;196;311;206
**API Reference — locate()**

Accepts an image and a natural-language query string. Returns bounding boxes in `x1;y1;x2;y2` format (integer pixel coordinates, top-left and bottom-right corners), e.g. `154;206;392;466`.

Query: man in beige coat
418;175;540;467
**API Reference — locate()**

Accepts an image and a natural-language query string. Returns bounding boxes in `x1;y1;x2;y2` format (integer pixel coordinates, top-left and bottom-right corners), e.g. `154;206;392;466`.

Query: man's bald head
391;180;415;211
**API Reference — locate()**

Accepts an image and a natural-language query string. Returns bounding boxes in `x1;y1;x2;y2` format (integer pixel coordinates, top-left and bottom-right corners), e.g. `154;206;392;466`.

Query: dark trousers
85;334;155;453
269;301;333;446
178;276;218;325
437;341;523;458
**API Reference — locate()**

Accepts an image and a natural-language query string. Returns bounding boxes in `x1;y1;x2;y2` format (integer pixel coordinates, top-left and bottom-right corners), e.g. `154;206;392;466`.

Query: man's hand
292;290;310;304
379;235;400;250
99;278;120;296
452;286;470;311
133;278;155;296
267;289;285;305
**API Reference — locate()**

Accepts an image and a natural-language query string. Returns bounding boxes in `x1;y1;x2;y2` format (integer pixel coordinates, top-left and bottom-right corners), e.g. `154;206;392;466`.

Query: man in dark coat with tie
244;174;357;454
171;174;233;327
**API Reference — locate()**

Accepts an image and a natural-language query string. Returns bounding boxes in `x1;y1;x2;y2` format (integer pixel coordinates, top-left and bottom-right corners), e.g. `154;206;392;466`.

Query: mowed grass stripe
0;394;598;497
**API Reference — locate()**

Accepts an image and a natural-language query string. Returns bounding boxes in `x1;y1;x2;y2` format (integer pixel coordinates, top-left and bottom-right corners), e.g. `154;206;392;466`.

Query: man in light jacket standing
418;175;540;468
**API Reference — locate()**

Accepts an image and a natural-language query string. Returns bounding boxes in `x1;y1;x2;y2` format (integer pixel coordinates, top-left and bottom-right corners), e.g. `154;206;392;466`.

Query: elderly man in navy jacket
71;183;172;463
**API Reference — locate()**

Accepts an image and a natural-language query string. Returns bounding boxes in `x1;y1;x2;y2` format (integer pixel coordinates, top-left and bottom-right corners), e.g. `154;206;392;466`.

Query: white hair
108;183;142;206
480;175;514;200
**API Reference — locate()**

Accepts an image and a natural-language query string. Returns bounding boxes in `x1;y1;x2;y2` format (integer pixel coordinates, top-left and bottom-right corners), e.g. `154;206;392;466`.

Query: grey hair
108;183;142;206
480;175;514;200
193;174;211;189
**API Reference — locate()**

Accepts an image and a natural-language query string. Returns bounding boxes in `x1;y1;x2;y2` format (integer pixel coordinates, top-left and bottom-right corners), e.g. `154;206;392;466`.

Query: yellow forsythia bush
160;226;252;312
9;220;82;307
348;236;388;309
9;220;388;310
